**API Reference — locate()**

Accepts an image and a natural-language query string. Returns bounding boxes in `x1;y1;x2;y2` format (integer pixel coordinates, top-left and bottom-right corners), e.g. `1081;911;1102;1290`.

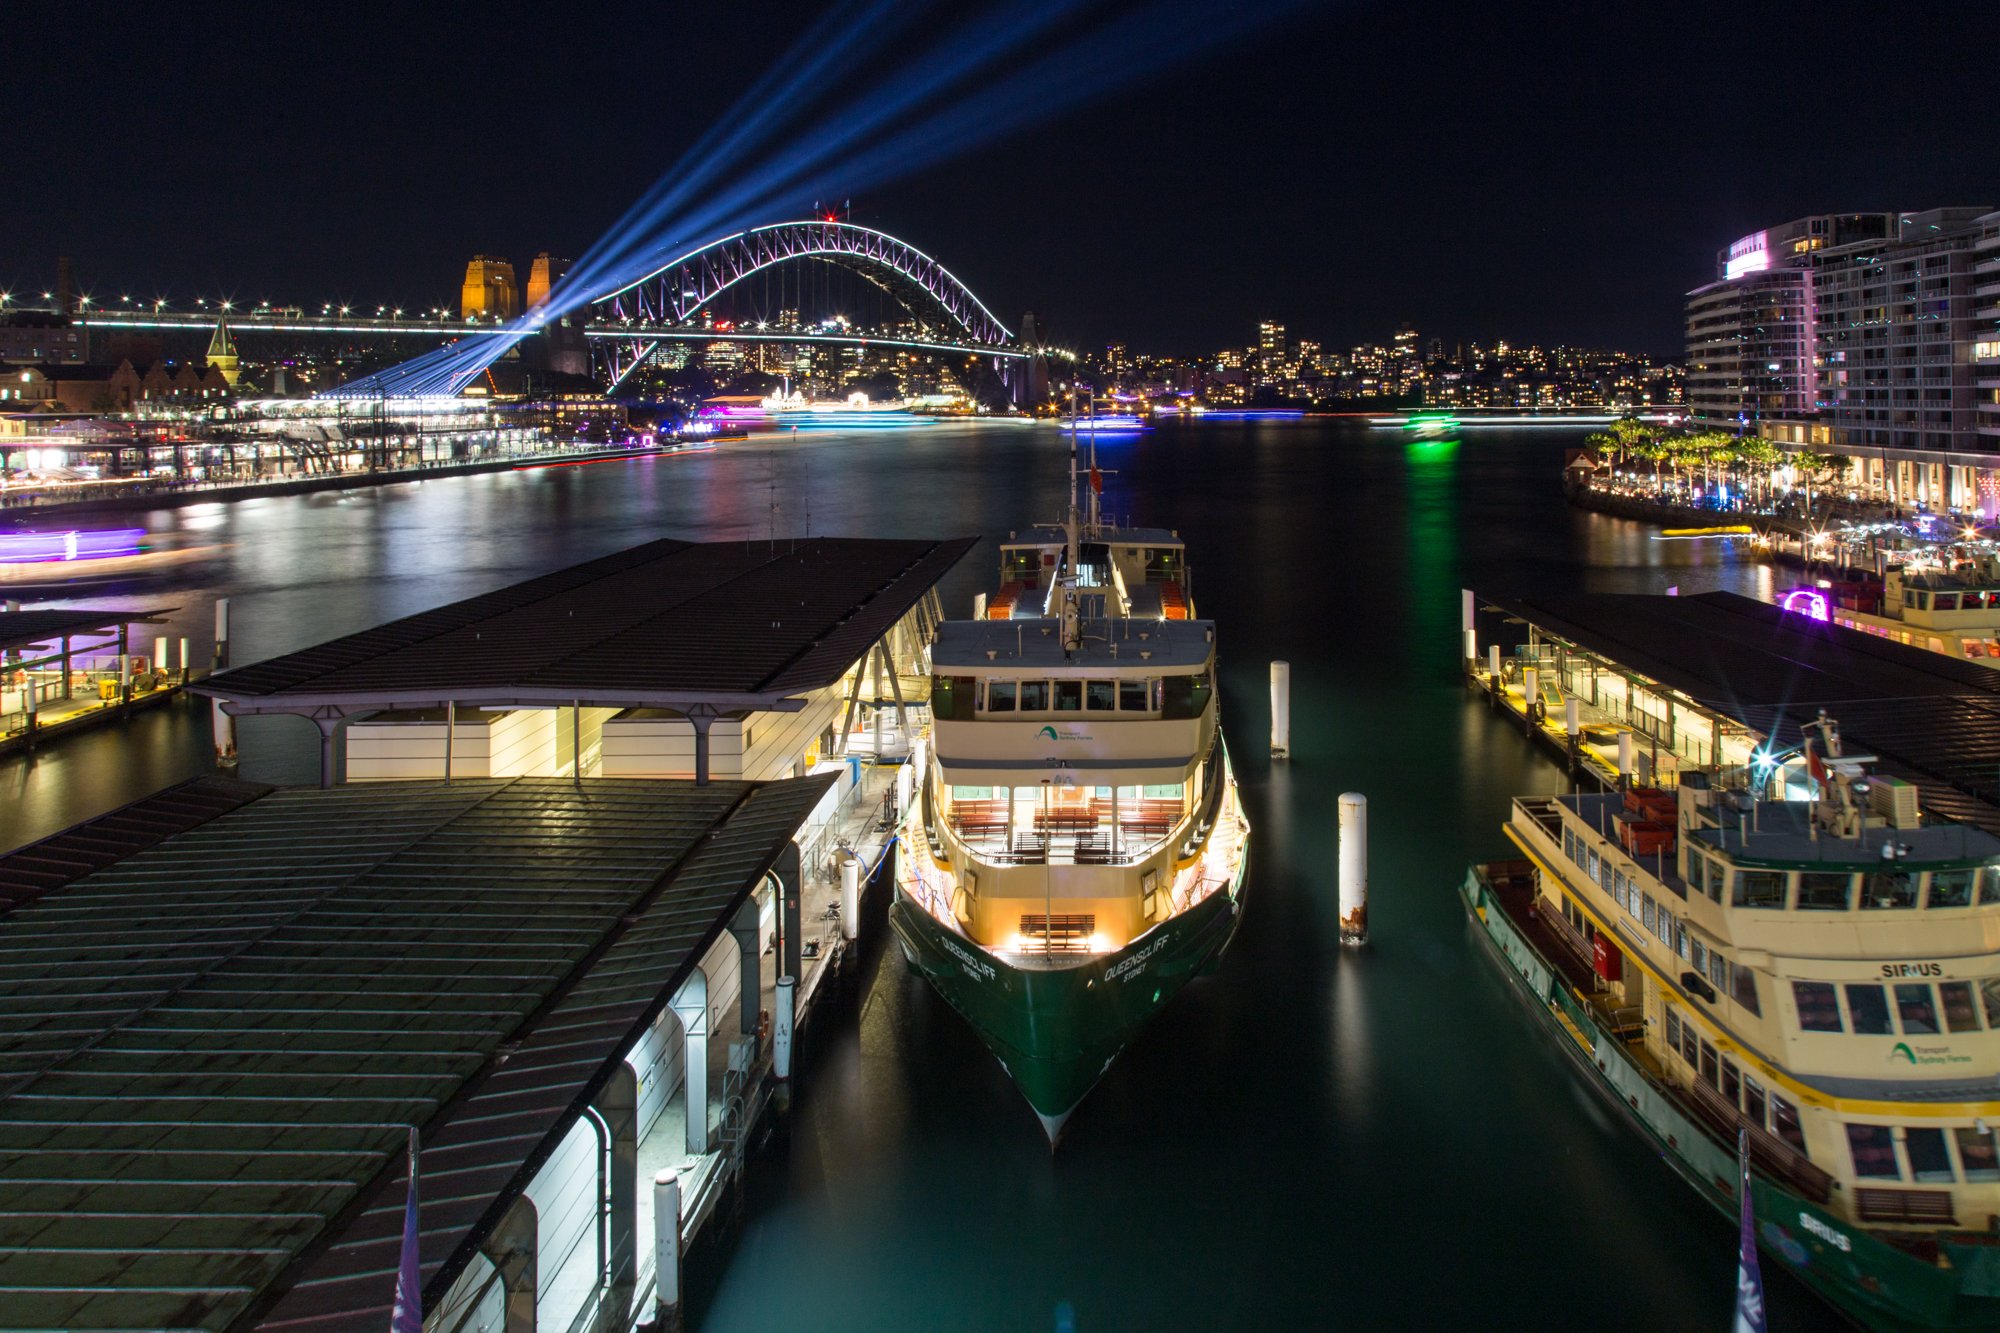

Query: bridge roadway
73;312;1026;359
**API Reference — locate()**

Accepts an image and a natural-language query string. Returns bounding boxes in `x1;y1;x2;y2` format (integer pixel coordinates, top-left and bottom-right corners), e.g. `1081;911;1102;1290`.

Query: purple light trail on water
0;529;146;563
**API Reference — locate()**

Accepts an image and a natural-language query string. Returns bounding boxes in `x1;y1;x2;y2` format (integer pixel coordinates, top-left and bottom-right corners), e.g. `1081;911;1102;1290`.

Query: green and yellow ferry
1467;714;2000;1330
892;502;1249;1143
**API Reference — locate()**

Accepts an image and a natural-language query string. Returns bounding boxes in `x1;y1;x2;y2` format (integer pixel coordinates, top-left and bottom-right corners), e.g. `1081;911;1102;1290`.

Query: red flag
1805;742;1827;793
1089;466;1103;496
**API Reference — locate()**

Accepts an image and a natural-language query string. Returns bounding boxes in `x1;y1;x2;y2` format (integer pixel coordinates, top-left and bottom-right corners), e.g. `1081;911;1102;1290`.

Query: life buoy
1529;700;1547;725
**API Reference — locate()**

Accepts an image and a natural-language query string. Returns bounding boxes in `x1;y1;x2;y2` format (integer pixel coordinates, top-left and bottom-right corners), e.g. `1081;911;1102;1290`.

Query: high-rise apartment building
461;257;519;320
1258;320;1286;362
1685;214;1896;428
1977;214;2000;451
1815;208;1990;455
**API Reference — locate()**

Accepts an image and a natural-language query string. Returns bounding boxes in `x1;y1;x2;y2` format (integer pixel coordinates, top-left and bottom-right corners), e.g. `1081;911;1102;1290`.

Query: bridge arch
594;221;1013;347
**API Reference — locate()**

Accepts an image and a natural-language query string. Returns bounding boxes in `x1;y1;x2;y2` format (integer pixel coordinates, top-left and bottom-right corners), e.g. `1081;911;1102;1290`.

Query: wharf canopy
0;772;834;1332
194;535;974;784
1479;590;2000;832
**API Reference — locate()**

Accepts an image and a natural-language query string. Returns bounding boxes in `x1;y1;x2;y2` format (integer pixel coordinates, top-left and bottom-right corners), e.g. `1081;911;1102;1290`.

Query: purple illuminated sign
1778;588;1829;622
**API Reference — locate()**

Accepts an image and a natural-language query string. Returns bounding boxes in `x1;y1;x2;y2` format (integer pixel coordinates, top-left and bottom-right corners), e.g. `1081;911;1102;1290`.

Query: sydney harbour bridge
72;219;1045;398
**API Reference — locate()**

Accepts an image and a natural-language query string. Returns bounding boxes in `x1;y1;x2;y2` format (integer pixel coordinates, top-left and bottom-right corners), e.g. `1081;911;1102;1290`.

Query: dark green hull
891;853;1246;1131
1461;867;2000;1333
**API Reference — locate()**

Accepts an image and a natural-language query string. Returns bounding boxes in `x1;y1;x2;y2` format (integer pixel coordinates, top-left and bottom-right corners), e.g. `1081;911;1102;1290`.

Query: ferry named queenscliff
892;469;1249;1143
1468;714;2000;1331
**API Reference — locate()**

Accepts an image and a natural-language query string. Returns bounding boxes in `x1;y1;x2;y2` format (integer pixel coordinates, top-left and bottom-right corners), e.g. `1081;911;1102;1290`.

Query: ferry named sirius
1469;714;2000;1331
892;434;1250;1142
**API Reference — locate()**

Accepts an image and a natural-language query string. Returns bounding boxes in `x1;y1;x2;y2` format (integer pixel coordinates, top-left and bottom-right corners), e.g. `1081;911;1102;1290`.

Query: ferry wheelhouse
892;480;1249;1143
1469;714;2000;1330
1816;562;2000;668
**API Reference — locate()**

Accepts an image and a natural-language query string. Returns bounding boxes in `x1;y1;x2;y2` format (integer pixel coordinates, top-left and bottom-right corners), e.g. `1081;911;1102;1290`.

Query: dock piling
653;1169;683;1333
1338;792;1369;946
774;975;796;1080
1269;660;1291;758
212;702;237;767
1617;731;1634;790
840;854;860;942
213;598;229;670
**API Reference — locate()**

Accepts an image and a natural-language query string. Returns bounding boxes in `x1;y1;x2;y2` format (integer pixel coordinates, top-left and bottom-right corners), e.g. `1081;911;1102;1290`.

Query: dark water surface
4;421;1806;1330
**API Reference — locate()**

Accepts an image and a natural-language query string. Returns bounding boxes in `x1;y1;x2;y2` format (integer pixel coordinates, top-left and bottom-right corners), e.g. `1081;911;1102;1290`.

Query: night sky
6;1;1994;357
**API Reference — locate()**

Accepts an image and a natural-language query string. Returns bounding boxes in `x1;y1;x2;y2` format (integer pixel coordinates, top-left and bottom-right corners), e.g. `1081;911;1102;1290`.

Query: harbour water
0;420;1809;1329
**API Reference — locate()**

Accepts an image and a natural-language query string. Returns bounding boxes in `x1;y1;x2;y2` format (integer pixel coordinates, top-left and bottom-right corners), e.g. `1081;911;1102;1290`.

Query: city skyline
5;1;1996;356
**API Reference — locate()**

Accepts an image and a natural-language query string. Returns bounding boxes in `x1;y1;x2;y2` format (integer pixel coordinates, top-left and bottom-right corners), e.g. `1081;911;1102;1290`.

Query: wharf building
1685;208;2000;511
0;534;973;1332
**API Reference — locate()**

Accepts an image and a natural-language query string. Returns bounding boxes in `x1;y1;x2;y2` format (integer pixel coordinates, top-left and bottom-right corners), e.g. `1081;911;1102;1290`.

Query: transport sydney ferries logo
1889;1041;1971;1068
1037;724;1088;741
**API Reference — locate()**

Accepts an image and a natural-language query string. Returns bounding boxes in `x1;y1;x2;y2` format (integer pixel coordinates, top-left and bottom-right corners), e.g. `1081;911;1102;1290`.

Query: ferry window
985;680;1017;712
1721;1060;1741;1105
1894;984;1939;1035
1863;869;1918;910
1642;895;1656;934
1143;783;1184;801
1935;593;1962;611
1679;1017;1698;1065
1085;680;1116;711
1939;981;1981;1033
1676;923;1690;960
1983;978;2000;1029
1906;1127;1955;1183
1845;1124;1901;1179
1733;869;1786;909
1586;849;1601;886
1054;681;1083;711
1665;1008;1682;1053
1563;829;1576;864
951;785;996;802
935;676;977;722
1732;964;1761;1016
1019;680;1050;710
1955;1128;2000;1182
1690;938;1708;976
1708;950;1727;993
1797;872;1853;911
1927;868;1976;908
1793;982;1843;1032
1697;1040;1719;1087
1118;679;1147;711
1742;1075;1767;1128
1772;1097;1807;1153
1981;865;2000;905
1846;984;1894;1034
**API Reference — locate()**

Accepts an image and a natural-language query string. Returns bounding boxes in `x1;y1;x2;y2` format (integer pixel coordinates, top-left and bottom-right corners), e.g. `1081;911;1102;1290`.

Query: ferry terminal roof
196;536;974;715
931;616;1215;671
1480;590;2000;835
0;772;833;1331
0;607;174;654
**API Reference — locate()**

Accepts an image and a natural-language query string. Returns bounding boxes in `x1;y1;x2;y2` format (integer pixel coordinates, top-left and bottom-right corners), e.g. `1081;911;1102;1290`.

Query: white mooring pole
212;597;230;670
1269;660;1291;758
653;1169;683;1333
1461;588;1477;665
1617;731;1635;789
1565;697;1581;737
774;975;796;1080
1488;644;1501;680
840;854;861;942
1338;792;1369;946
973;591;988;620
153;635;168;672
177;637;189;684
